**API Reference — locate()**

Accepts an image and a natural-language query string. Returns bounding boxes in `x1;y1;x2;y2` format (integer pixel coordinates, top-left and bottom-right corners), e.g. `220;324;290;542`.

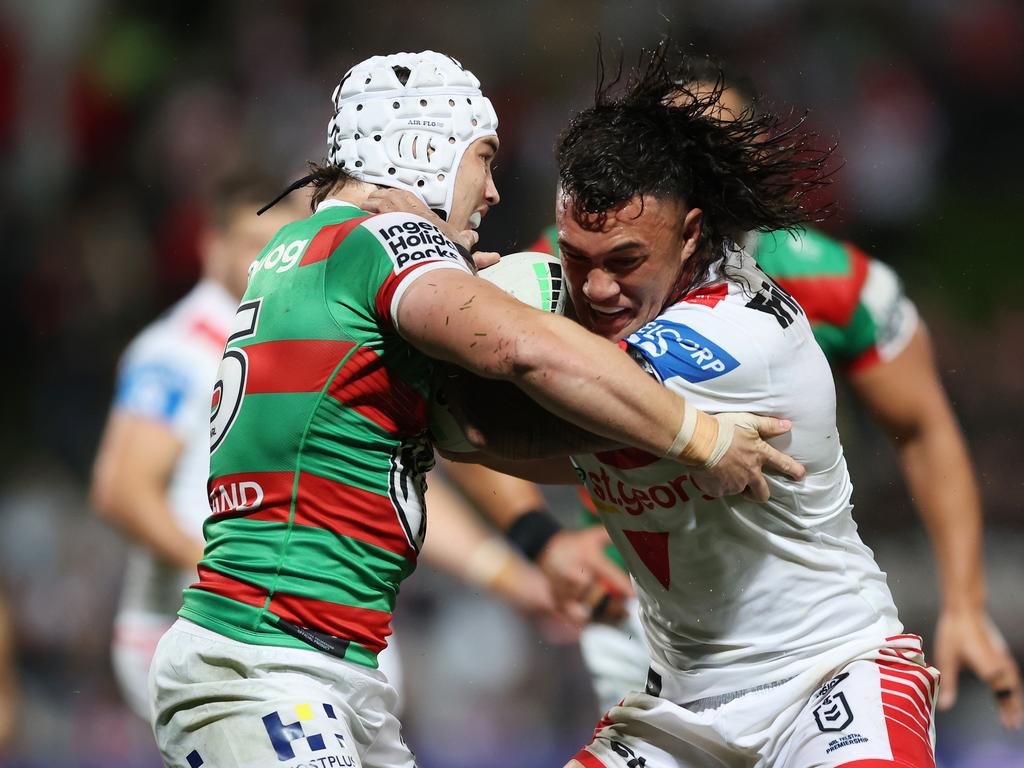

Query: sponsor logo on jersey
626;320;739;383
813;691;854;732
184;750;204;768
209;479;265;515
250;238;311;276
372;215;464;272
584;465;711;516
262;703;354;765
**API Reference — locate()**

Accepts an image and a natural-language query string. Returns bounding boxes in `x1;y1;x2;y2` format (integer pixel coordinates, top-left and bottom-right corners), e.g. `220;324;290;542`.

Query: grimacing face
556;193;703;341
447;135;500;233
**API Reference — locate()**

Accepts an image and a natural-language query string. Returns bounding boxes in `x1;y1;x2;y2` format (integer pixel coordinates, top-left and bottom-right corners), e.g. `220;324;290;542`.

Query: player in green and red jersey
527;149;1021;731
148;51;807;768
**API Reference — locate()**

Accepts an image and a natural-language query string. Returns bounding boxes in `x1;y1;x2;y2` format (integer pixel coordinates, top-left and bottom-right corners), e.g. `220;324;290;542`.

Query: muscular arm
90;412;205;571
849;325;1022;727
398;269;690;459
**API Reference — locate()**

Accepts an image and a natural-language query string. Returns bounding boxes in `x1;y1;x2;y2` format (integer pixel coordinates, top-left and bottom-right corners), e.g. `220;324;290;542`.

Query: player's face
556;193;703;341
448;136;500;233
214;203;301;299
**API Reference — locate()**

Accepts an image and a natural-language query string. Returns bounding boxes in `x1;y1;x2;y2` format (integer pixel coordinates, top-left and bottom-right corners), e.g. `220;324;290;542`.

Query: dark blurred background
0;1;1022;765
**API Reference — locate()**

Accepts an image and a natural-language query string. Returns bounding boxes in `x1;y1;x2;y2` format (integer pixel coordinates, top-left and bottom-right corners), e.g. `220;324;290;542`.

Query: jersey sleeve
622;310;776;414
326;212;473;333
112;341;200;440
843;257;919;374
527;224;559;256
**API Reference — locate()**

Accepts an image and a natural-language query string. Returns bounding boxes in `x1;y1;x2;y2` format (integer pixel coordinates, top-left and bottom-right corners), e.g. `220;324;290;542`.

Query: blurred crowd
0;0;1022;765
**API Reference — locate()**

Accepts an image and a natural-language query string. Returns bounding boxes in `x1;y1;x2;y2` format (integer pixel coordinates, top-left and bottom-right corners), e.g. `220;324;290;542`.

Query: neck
326;180;380;211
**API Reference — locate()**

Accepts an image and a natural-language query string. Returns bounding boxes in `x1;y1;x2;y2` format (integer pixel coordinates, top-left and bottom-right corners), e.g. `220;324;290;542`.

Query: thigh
778;653;938;768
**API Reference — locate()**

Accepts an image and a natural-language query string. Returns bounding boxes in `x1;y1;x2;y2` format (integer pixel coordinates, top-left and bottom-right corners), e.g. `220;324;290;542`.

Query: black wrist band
506;509;563;561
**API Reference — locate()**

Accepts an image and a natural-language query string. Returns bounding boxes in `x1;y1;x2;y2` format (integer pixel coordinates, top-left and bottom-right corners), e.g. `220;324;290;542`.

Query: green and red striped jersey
180;200;472;668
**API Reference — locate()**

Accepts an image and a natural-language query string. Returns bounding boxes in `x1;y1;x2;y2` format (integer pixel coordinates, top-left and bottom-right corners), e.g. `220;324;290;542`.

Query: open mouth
589;304;628;317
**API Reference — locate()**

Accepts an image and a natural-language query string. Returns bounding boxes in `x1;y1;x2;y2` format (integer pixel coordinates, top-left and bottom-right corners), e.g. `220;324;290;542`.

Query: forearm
509;312;690;458
402;273;715;464
898;415;986;610
439;460;548;530
96;490;204;572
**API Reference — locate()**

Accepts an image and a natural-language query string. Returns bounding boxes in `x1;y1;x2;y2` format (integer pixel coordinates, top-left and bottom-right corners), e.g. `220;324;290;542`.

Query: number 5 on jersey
211;299;262;452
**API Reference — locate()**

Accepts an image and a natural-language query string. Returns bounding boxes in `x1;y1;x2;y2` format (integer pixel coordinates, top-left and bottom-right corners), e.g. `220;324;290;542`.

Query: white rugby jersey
572;252;902;704
111;279;236;618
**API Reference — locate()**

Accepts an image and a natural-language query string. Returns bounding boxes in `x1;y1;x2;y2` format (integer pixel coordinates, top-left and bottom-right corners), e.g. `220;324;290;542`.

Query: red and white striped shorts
572;634;939;768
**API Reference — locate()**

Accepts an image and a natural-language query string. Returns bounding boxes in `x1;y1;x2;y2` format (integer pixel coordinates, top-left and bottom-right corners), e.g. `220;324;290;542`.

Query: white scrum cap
327;51;498;220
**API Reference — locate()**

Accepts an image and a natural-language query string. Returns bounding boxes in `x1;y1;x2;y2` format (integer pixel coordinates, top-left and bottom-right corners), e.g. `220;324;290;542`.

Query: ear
679;207;703;263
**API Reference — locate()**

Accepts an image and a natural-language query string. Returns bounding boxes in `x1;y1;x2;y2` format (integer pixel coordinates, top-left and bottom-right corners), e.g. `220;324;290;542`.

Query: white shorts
580;598;649;712
150;619;416;768
112;611;178;721
573;635;938;768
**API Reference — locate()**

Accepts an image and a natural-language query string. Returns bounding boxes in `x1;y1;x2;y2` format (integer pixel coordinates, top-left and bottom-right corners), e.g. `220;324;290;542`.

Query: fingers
472;250;500;269
753;415;793;439
935;645;960;711
987;663;1023;730
759;443;806;481
743;475;770;503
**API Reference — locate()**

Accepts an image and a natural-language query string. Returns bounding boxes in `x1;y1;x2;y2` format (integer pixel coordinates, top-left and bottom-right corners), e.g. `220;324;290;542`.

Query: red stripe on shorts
572;748;608;768
877;660;936;768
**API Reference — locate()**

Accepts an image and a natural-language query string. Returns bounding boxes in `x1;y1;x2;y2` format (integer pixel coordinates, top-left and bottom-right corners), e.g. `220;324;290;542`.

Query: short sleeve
844;258;919;373
363;212;472;330
112;349;198;439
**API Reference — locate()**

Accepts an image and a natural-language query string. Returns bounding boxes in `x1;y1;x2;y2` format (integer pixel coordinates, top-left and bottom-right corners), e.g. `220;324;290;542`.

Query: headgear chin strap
327;51;498;221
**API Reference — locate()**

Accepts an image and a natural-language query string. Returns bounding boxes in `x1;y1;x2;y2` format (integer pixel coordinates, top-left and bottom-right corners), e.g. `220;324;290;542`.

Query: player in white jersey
420;48;938;767
571;74;1021;730
91;173;303;719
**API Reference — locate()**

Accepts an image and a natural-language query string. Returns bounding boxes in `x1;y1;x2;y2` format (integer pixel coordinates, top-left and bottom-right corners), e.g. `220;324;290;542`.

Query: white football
478;251;566;314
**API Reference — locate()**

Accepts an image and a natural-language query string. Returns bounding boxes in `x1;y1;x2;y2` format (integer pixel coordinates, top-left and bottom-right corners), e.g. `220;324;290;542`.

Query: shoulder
353;212;471;274
751;227;857;279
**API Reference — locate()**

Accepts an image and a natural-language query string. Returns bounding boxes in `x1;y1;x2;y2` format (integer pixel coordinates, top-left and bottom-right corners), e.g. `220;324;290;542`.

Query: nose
485;175;500;206
582;268;619;304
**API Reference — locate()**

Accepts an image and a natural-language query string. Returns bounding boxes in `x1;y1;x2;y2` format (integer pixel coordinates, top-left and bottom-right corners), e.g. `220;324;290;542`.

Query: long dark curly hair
557;43;836;294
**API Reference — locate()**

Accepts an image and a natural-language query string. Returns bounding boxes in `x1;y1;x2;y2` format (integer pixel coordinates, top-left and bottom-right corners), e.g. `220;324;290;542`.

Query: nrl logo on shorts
814;671;849;701
813;691;854;732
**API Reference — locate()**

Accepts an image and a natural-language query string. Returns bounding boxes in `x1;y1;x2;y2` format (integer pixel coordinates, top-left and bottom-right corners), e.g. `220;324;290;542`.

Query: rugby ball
478;251;566;314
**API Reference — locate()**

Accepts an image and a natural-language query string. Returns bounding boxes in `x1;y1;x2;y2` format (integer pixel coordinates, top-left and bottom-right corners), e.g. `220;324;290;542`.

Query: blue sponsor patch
114;362;190;422
626;320;739;383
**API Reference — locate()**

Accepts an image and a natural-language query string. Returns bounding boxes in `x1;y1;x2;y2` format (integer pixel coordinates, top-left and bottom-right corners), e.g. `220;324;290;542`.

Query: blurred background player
527;72;1022;730
0;592;18;753
90;172;304;719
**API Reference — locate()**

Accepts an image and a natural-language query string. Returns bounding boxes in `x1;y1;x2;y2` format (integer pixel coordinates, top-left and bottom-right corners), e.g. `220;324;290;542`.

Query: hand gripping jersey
571;252;903;705
179;199;472;669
